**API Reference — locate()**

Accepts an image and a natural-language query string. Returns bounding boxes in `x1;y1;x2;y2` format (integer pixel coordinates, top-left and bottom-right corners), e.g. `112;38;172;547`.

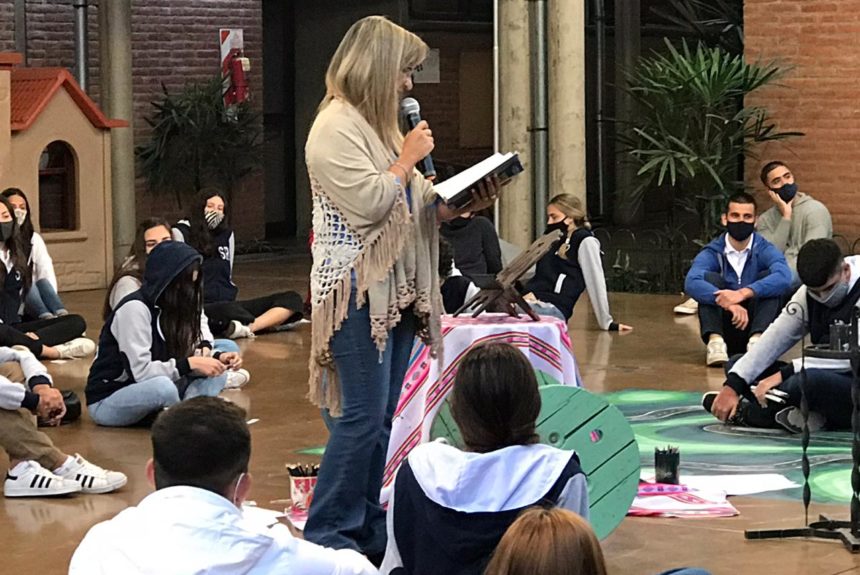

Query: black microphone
400;97;436;181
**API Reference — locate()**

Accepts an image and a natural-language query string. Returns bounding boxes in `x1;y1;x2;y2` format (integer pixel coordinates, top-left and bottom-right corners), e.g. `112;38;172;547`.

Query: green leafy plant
136;77;263;208
616;39;803;243
651;0;744;55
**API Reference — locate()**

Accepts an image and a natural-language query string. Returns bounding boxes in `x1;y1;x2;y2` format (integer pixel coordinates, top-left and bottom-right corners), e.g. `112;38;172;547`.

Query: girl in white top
2;189;67;319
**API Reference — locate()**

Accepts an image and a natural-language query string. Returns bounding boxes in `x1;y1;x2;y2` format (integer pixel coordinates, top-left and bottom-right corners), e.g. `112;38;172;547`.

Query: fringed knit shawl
306;98;443;415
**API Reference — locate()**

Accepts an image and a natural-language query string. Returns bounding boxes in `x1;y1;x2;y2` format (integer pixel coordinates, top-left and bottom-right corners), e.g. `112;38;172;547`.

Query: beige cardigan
305;98;442;414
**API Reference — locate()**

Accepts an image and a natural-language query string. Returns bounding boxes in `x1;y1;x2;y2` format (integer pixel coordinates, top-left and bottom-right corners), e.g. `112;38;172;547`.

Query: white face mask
14;209;26;227
205;209;224;230
232;472;246;507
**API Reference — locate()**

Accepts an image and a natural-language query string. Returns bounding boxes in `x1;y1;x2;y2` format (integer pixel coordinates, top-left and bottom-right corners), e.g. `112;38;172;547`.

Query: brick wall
0;0;265;239
745;0;860;236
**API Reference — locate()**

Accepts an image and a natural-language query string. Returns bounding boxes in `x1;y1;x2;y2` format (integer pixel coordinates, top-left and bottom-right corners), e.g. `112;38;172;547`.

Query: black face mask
544;221;569;236
726;220;754;242
775;182;798;203
0;221;14;242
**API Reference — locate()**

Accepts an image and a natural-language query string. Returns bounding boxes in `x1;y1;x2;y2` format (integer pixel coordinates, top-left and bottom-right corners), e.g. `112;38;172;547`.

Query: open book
433;152;523;209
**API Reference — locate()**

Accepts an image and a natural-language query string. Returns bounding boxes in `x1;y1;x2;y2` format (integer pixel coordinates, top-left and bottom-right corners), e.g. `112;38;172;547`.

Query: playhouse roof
9;67;127;132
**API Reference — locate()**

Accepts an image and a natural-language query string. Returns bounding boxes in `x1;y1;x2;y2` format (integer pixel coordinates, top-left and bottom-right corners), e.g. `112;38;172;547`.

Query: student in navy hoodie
86;241;239;427
381;343;588;575
684;192;791;368
173;190;304;339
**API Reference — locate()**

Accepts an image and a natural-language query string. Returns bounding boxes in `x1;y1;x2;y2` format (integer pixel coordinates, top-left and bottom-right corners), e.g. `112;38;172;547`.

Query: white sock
53;455;76;474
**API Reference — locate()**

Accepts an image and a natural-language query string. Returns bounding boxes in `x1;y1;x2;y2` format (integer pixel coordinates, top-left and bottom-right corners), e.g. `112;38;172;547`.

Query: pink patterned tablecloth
381;313;581;505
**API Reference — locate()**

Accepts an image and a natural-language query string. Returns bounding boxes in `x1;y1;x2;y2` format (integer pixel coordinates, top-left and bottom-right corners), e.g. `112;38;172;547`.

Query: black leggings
205;291;304;336
0;314;87;357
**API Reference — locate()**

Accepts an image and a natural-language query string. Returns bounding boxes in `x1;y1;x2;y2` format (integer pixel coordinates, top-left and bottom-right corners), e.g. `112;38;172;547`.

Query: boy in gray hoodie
756;161;832;283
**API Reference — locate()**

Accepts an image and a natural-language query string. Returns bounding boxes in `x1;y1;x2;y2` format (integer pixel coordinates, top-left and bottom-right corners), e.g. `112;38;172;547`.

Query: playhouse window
38;141;78;231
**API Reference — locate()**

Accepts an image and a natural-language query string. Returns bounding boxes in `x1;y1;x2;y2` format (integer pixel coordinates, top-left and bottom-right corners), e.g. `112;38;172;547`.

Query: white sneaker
53;454;127;494
226;320;255;340
225;368;251;389
54;337;96;359
706;338;728;367
4;460;82;498
674;297;698;315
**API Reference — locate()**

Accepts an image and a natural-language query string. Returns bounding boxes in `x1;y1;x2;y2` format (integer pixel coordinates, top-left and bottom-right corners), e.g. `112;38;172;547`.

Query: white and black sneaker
4;460;82;498
224;368;251;389
225;320;255;340
53;454;127;494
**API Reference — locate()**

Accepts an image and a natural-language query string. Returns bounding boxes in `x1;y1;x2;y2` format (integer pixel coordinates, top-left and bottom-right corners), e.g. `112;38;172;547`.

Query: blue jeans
88;374;227;427
304;291;417;555
213;339;240;354
25;279;67;319
530;300;567;321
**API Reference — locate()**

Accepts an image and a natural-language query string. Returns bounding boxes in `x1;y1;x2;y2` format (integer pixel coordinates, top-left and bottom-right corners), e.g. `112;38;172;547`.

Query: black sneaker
775;407;826;434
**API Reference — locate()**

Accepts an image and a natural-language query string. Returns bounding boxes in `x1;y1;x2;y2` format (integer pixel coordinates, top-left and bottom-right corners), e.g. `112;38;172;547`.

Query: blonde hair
318;16;428;153
548;194;590;260
484;507;608;575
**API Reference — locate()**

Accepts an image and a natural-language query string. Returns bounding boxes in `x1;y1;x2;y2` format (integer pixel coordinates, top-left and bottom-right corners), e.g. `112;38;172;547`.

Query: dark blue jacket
86;242;203;405
684;232;791;305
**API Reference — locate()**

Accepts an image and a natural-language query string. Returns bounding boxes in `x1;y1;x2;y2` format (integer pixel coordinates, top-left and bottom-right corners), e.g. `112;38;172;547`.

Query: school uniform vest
86;291;169;405
390;452;584;575
525;228;592;320
807;280;860;345
0;265;23;324
174;223;237;304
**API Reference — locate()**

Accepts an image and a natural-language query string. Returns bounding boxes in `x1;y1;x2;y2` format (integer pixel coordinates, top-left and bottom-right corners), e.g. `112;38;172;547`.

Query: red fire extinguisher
222;48;251;107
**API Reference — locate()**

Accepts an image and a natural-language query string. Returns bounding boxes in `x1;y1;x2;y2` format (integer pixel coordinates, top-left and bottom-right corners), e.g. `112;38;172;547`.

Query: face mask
13;209;26;227
726;221;754;242
544;221;569;236
205;209;224;230
0;221;14;242
810;281;850;309
775;182;798;203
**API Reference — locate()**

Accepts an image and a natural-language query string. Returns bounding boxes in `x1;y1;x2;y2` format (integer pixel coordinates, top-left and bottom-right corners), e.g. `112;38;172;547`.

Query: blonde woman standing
525;194;632;331
304;16;498;557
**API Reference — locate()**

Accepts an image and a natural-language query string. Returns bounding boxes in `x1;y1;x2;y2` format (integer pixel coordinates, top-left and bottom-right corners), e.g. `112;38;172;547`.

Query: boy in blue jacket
685;192;792;366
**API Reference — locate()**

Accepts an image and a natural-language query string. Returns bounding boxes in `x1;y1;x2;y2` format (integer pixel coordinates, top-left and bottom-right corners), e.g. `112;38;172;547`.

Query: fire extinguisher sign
220;28;246;109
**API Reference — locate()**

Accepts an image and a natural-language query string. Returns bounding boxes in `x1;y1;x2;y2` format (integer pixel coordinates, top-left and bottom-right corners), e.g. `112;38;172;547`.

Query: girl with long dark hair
173;190;304;338
0;196;92;360
2;188;68;319
86;241;241;427
103;218;249;389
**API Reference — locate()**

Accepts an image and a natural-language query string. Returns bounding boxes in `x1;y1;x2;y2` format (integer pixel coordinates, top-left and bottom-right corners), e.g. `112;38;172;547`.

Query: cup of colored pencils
286;463;320;514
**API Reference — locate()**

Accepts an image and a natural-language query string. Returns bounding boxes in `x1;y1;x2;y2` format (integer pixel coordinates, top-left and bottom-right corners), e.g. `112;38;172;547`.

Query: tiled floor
3;254;859;573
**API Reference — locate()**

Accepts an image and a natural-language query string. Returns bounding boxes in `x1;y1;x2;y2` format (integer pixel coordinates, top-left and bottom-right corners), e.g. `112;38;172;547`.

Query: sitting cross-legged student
380;343;588;575
684;192;791;367
706;239;860;433
0;347;126;497
86;242;240;427
70;397;377;574
104;217;248;389
0;195;93;361
173;190;305;339
485;506;710;575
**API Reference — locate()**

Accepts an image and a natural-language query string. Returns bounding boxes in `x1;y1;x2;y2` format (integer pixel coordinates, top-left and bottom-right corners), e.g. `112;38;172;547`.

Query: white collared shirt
70;486;378;575
724;234;754;282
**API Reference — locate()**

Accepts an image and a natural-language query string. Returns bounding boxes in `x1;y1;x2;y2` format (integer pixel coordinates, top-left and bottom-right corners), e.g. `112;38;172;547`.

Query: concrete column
548;0;586;206
498;0;533;249
99;0;135;265
0;55;20;180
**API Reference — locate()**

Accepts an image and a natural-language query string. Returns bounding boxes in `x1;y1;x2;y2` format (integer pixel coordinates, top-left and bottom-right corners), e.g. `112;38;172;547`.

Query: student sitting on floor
86;242;239;427
173;190;304;339
70;397;377;574
0;347;126;497
684;192;791;367
0;195;94;360
485;506;710;575
381;343;588;575
439;211;503;282
706;239;860;433
523;194;632;331
2;188;69;319
103;217;248;389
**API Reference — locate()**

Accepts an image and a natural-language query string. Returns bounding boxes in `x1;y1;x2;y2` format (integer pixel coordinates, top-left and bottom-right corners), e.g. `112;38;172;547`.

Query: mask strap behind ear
232;472;246;507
